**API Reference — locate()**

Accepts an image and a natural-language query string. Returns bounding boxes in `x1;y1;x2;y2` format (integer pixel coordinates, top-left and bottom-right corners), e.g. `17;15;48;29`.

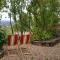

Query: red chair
19;32;31;55
6;35;19;56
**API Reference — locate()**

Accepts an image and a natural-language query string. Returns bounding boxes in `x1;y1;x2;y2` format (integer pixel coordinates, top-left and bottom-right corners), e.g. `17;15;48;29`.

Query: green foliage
13;12;30;32
0;28;7;39
19;12;31;32
27;0;60;41
10;0;19;32
0;0;6;10
9;0;60;41
0;28;7;48
31;27;55;41
10;0;28;33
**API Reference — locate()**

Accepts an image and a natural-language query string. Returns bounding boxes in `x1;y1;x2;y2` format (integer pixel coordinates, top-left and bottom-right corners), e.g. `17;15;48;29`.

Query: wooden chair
19;32;31;54
5;34;19;56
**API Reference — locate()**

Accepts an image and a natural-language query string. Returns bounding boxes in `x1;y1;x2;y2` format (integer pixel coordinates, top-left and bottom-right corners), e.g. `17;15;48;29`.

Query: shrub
31;27;56;41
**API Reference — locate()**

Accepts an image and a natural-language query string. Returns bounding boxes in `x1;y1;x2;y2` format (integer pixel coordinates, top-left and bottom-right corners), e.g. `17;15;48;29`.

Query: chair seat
7;45;18;50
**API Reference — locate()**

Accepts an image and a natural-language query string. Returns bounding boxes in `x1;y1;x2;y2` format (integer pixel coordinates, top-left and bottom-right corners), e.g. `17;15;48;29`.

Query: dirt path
31;43;60;60
0;43;60;60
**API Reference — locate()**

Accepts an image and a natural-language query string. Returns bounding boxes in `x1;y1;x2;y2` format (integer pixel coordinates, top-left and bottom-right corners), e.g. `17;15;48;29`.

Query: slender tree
9;13;14;34
10;0;30;34
10;0;19;32
10;0;26;33
17;0;32;35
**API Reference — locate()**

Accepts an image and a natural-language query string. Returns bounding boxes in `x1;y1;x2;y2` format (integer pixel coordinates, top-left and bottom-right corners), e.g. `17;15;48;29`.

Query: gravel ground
0;43;60;60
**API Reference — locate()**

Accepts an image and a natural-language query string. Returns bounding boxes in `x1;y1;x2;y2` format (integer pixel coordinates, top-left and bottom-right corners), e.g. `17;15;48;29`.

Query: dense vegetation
0;0;60;41
27;0;60;41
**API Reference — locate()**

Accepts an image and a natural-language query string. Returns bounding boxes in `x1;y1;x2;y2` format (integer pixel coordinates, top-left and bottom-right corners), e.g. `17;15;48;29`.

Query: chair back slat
20;35;24;44
8;35;11;46
20;32;30;44
14;35;18;45
26;34;30;44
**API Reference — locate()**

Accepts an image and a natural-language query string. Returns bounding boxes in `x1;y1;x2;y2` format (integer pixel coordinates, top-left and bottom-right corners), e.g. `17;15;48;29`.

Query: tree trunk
14;14;18;32
9;13;14;34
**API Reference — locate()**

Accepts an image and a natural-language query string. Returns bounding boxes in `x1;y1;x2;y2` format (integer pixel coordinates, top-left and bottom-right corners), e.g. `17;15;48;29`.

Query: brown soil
0;43;60;60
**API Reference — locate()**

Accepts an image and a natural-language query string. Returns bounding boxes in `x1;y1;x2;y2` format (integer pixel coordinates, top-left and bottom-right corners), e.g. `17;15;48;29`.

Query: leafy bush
31;27;56;41
0;28;7;45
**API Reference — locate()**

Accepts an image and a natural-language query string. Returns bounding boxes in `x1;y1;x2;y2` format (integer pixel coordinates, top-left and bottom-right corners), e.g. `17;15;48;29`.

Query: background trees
0;0;6;10
10;0;31;34
27;0;60;40
10;0;20;32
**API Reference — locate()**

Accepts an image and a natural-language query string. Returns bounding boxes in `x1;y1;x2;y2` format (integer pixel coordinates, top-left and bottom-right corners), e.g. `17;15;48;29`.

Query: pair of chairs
4;32;30;57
